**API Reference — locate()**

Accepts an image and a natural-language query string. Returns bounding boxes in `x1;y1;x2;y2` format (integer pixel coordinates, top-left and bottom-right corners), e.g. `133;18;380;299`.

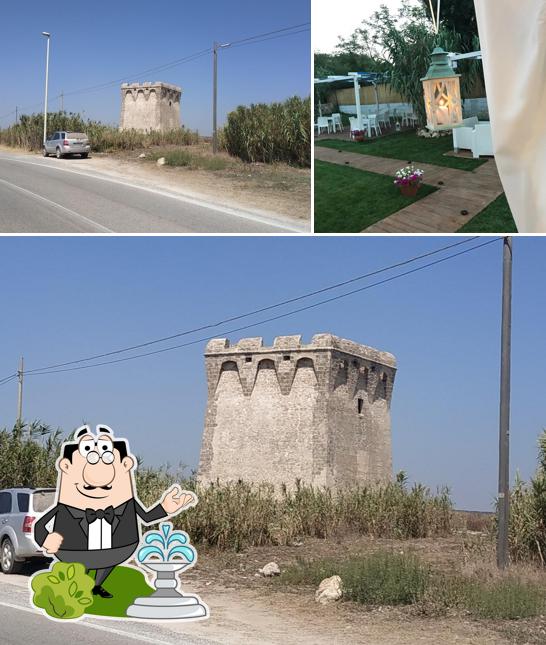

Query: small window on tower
357;398;364;414
169;100;172;107
283;355;291;361
245;356;252;363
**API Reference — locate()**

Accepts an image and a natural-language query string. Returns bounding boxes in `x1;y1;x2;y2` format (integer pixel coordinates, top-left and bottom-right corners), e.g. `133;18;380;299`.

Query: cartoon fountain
126;522;208;620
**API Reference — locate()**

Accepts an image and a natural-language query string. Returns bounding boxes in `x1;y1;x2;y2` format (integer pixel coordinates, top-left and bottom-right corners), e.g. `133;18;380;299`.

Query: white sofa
453;117;494;158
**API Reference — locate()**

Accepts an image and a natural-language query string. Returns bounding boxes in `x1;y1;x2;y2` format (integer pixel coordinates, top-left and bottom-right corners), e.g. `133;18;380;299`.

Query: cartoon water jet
126;522;208;619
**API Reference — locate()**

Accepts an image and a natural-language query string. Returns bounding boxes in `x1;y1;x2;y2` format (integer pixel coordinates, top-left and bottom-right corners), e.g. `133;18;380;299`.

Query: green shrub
283;552;430;605
31;562;94;619
223;96;310;167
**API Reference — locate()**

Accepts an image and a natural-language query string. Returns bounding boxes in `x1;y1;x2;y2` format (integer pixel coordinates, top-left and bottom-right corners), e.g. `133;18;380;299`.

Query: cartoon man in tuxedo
34;425;196;599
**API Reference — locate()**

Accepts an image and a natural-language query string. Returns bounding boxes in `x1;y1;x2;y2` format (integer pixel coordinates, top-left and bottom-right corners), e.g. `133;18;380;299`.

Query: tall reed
222;96;311;167
0;112;198;152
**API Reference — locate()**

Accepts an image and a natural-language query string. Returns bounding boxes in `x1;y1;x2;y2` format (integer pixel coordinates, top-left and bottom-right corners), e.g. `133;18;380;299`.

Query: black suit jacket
34;498;167;551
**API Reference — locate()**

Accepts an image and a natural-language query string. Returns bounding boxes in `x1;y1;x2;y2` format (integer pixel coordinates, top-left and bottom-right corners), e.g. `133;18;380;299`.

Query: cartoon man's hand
161;485;197;515
43;532;64;555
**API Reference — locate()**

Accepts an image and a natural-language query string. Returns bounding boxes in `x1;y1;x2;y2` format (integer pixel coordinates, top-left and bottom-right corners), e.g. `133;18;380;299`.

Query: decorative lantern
421;47;463;131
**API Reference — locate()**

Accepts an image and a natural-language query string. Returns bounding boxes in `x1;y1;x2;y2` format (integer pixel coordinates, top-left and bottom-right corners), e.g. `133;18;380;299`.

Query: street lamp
212;42;231;154
421;47;463;131
42;32;51;147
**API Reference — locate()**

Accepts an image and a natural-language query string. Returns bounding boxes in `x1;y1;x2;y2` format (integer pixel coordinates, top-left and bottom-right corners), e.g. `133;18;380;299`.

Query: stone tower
198;334;397;489
120;82;181;132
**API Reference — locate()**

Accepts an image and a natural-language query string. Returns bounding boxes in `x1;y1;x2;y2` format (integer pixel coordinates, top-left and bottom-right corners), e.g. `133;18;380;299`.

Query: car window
32;491;55;512
17;493;29;512
52;133;58;140
0;492;12;514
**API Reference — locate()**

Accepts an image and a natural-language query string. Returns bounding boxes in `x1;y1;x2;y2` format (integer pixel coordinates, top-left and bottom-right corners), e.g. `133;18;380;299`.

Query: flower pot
399;183;420;198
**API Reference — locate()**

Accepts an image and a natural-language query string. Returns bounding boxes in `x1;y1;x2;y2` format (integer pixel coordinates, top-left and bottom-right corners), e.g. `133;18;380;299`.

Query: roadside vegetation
0;112;198;152
280;551;546;620
3;423;546;563
0;97;311;169
223;96;311;167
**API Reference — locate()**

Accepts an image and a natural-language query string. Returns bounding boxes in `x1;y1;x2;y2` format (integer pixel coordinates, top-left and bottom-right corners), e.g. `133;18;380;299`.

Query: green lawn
317;131;487;172
85;565;154;618
315;160;437;233
458;193;518;232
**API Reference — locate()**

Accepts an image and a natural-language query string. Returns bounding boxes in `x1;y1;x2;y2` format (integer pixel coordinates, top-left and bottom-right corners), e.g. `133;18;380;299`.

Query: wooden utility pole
15;106;18;124
17;356;24;429
497;236;513;570
60;91;64;112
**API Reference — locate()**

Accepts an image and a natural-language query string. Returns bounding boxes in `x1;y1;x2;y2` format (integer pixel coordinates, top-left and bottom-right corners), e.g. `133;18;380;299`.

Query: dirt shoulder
0;144;311;223
5;534;545;645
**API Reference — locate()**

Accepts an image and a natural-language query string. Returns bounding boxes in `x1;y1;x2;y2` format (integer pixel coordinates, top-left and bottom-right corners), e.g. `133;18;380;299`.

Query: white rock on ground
315;575;343;604
139;153;146;158
259;562;280;577
156;157;166;166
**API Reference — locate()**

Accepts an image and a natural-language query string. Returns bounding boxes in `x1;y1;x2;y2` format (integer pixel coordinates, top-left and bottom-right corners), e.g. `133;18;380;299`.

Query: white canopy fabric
474;0;546;232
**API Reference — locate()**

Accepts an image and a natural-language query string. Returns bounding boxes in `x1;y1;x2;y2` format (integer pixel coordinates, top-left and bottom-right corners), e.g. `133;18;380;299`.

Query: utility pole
16;356;24;430
15;106;18;124
497;236;513;570
42;31;51;146
60;91;64;112
212;41;230;154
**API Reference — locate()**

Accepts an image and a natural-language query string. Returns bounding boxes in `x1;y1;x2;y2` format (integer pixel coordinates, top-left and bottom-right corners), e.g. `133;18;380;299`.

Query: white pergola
314;72;387;125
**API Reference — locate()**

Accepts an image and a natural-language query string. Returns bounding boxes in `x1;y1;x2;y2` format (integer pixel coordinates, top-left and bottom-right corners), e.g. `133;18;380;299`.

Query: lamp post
212;41;231;154
42;32;51;147
421;47;463;131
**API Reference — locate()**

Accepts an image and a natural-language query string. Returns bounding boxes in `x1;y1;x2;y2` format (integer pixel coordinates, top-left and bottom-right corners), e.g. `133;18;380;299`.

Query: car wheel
81;153;88;159
55;147;62;159
1;538;22;574
42;147;49;157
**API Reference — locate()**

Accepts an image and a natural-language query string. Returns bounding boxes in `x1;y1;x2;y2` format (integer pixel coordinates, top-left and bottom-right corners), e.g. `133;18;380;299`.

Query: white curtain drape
474;0;546;232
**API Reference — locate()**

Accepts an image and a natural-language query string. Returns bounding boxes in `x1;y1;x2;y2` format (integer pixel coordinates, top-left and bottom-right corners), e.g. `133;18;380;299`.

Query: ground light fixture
421;46;463;131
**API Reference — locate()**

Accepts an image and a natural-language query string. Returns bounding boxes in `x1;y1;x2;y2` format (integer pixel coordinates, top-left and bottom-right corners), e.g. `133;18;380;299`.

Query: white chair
349;117;361;138
367;114;382;137
331;113;343;132
316;116;331;135
378;111;389;130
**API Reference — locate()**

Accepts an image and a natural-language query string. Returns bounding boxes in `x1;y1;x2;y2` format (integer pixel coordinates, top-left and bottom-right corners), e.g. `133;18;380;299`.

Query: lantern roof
421;47;461;82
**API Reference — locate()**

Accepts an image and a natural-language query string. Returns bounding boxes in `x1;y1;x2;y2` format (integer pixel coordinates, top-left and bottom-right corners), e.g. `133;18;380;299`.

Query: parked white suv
43;131;91;159
0;488;55;573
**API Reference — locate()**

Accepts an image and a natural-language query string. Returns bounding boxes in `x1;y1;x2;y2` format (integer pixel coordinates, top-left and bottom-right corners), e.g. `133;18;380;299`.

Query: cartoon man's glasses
78;438;115;464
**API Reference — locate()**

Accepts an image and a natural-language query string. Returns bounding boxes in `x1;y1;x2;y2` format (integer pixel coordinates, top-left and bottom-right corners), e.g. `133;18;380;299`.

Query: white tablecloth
474;0;546;232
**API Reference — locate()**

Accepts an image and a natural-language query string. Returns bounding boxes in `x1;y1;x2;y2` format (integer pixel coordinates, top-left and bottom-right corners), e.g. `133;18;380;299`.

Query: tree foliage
333;4;481;126
418;0;479;51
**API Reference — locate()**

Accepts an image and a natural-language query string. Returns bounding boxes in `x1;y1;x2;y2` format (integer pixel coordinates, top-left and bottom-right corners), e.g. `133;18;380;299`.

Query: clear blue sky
0;1;310;134
0;235;543;511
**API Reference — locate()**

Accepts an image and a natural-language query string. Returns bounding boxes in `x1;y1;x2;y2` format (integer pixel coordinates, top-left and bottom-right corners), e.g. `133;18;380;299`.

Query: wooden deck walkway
315;146;504;233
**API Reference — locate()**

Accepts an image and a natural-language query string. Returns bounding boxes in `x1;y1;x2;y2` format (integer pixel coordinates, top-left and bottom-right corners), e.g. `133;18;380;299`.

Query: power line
22;237;481;376
1;22;310;117
0;374;17;387
22;237;502;378
228;23;310;46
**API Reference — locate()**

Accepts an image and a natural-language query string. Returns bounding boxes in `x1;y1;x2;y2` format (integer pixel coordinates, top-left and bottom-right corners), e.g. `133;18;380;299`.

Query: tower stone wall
198;334;397;489
120;82;181;132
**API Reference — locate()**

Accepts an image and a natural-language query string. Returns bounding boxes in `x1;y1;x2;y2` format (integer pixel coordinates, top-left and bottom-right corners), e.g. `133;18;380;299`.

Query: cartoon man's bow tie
85;506;115;524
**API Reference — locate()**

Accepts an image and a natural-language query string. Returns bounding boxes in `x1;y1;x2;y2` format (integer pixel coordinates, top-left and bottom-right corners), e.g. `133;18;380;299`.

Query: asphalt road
0;152;307;234
0;571;219;645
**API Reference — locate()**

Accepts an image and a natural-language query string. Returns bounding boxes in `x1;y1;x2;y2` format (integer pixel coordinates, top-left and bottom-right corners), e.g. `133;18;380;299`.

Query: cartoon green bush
31;562;94;619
